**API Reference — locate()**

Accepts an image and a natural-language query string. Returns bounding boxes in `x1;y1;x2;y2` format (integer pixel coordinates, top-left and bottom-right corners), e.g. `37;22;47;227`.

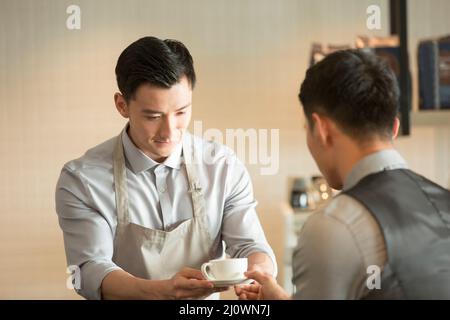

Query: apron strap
113;131;130;224
182;133;204;219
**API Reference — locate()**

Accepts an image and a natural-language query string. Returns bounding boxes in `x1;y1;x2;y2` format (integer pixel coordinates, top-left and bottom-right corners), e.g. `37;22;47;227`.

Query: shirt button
159;186;166;193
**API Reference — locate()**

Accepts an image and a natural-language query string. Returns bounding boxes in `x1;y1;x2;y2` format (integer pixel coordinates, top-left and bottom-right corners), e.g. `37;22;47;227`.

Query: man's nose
158;114;177;140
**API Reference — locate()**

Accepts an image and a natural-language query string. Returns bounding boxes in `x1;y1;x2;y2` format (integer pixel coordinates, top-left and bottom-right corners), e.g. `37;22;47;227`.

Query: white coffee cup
201;258;248;281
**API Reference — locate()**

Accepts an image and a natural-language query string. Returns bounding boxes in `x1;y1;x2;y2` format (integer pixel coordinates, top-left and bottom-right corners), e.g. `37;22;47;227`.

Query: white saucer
209;278;254;287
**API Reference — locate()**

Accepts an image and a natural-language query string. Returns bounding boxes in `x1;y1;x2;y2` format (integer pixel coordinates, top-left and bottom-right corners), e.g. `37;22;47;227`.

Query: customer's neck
336;137;394;188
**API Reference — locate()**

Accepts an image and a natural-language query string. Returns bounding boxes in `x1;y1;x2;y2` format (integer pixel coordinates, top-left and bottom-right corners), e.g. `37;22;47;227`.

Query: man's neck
337;139;395;188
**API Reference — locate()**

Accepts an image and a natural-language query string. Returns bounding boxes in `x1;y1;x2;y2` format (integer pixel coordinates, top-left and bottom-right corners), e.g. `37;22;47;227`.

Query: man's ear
311;113;332;147
114;92;129;118
392;117;400;139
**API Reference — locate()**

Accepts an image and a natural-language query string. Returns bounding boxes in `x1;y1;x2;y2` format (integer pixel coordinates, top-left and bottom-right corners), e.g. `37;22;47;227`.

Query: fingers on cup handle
200;262;212;280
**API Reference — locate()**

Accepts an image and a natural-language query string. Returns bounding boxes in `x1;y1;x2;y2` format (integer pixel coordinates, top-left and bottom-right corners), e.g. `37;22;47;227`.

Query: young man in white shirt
55;36;276;300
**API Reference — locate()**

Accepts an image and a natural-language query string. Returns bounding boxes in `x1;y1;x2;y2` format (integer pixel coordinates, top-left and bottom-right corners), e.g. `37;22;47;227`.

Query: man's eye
146;116;161;120
176;111;186;116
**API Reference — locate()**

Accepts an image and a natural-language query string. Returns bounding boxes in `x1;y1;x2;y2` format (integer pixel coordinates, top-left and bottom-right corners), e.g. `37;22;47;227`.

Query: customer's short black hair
115;36;196;102
299;49;399;140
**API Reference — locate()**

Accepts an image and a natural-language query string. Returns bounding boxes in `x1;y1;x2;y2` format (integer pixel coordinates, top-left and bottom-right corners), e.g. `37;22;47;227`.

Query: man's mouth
151;138;179;146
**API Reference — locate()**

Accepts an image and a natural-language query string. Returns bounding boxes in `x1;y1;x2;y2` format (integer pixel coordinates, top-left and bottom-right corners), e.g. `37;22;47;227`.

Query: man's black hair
299;49;399;139
115;36;196;102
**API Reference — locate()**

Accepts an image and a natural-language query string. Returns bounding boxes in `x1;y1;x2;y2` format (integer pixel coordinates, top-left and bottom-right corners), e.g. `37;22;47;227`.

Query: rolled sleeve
55;167;121;300
78;260;121;300
221;157;277;277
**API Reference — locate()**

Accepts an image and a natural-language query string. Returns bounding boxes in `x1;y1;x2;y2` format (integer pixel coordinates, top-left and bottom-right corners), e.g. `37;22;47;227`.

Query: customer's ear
311;113;331;147
392;117;400;139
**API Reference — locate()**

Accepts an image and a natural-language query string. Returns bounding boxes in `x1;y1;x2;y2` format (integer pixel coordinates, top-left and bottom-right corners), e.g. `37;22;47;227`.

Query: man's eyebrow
141;104;191;114
175;104;191;112
141;109;162;114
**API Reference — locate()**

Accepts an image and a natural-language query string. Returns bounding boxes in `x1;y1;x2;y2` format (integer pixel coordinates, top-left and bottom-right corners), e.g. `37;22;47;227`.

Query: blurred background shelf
411;110;450;126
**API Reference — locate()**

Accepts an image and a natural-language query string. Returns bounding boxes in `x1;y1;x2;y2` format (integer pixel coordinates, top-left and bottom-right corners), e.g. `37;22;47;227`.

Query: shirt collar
343;149;408;191
121;124;183;174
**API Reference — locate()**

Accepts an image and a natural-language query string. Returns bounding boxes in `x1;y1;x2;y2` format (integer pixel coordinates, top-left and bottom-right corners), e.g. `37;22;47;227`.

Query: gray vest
344;169;450;299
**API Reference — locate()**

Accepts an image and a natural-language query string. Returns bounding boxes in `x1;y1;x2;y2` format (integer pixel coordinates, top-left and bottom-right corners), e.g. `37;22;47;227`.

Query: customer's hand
235;270;291;300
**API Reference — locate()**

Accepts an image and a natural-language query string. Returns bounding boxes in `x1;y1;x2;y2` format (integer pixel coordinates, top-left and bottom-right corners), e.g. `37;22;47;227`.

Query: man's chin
152;143;178;156
327;178;343;190
319;170;342;190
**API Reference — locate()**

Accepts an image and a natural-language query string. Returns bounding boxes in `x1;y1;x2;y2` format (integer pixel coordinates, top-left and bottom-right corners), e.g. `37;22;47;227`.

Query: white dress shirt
55;127;277;299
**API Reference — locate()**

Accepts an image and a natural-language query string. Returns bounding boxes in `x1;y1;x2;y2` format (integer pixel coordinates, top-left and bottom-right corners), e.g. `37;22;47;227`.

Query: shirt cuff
76;260;122;300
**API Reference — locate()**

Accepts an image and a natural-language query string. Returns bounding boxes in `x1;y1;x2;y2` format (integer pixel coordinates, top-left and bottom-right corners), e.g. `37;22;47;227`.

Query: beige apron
111;130;221;299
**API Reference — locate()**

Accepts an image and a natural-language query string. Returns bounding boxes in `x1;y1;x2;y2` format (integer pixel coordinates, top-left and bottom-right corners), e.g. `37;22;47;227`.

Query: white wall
0;0;449;299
